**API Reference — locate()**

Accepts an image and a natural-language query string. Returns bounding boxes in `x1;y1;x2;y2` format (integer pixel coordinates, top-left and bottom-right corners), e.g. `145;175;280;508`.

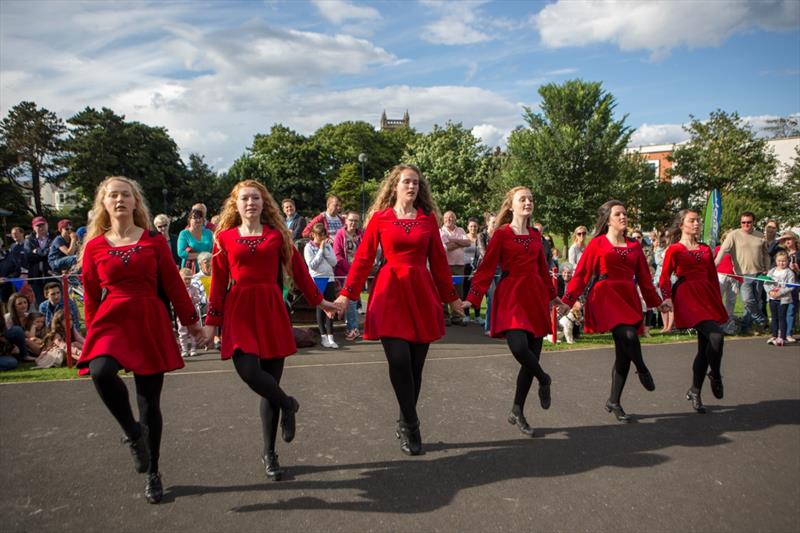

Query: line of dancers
76;169;730;504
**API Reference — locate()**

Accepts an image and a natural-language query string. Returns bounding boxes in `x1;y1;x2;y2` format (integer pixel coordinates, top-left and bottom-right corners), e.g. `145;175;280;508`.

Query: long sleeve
340;216;380;300
537;240;557;300
177;230;190;262
68;299;81;330
290;247;323;306
715;232;734;266
324;244;337;268
304;242;325;270
205;239;230;326
333;229;348;272
568;244;579;266
81;245;102;329
635;243;662;308
156;236;199;326
562;239;598;307
427;217;460;303
302;213;325;238
465;229;503;309
658;245;677;299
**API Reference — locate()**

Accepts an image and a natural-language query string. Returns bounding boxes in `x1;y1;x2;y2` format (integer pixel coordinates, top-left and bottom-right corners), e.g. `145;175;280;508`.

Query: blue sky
1;0;798;170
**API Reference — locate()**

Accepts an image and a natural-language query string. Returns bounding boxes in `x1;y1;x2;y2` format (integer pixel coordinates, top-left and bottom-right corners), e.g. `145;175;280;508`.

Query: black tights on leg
89;356;165;473
233;352;292;410
381;338;429;425
693;321;724;391
134;373;164;474
609;325;646;404
257;358;285;456
505;330;546;410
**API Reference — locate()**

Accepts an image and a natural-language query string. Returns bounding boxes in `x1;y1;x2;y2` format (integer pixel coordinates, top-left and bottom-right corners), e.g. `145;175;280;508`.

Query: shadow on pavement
165;398;800;513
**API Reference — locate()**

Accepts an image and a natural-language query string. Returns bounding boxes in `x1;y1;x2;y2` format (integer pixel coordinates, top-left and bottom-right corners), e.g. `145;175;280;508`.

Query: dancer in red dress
462;187;567;436
79;176;204;504
559;200;670;422
333;165;463;455
659;210;728;412
203;180;337;480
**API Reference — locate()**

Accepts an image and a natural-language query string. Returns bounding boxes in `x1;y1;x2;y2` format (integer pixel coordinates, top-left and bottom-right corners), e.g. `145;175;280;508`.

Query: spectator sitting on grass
23;311;45;356
38;281;81;330
5;292;30;330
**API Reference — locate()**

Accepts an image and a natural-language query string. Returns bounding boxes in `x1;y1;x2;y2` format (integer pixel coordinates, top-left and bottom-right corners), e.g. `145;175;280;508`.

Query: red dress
562;236;661;333
339;208;459;343
659;243;728;329
79;231;199;375
205;226;322;359
466;225;556;338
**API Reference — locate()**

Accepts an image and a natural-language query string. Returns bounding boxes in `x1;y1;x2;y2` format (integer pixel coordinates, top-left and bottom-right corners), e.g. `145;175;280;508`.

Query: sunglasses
156;224;169;230
740;221;753;225
576;232;586;235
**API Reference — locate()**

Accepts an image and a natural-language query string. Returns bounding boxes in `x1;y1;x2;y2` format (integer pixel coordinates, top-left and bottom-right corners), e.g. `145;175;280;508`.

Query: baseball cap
57;219;72;231
31;216;47;228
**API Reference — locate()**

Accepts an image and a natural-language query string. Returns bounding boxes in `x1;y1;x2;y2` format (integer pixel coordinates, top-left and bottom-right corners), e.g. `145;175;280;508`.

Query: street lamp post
358;152;368;219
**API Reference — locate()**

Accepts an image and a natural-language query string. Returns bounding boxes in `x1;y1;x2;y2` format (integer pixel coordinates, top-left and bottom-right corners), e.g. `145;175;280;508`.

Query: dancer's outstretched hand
320;299;338;319
333;294;350;319
202;324;217;349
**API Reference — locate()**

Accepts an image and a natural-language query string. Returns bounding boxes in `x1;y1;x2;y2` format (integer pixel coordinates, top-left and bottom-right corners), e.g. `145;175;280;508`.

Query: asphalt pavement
1;329;798;532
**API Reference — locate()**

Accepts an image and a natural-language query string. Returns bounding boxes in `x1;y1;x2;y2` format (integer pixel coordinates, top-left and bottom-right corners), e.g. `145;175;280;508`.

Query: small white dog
558;307;584;344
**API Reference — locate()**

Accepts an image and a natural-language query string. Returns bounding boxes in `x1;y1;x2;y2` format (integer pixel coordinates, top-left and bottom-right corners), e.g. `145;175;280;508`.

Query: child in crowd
35;309;84;368
304;223;338;349
24;311;46;356
179;267;205;357
766;251;797;347
192;252;212;321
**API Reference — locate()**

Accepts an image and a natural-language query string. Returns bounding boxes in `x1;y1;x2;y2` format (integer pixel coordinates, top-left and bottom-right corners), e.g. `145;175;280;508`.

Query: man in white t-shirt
440;211;471;326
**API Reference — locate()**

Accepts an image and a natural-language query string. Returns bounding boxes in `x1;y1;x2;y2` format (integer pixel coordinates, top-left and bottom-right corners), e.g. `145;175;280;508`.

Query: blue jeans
50;255;77;272
3;325;27;358
787;288;798;337
740;278;766;330
346;300;358;332
0;355;18;371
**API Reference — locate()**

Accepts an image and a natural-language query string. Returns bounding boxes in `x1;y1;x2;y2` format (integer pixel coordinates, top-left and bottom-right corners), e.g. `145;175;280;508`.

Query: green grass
0;363;87;383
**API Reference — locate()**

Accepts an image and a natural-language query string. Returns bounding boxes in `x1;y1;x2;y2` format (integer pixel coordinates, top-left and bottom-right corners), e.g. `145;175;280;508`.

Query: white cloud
312;0;382;25
472;123;511;148
628;113;800;147
421;0;493;45
534;0;800;60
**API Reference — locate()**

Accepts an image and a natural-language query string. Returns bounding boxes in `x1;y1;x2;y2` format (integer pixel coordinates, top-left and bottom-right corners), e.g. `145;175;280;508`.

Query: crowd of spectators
1;197;797;370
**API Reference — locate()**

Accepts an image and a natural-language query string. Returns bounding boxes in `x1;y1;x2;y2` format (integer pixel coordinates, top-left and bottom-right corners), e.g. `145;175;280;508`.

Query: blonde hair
366;165;440;226
215;180;293;274
153;214;170;227
572;225;589;246
179;267;193;278
495;186;532;228
80;176;152;262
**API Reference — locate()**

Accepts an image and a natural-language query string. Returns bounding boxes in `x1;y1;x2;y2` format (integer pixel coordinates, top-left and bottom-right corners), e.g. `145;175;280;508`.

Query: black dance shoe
398;421;422;456
144;472;163;504
707;373;724;399
538;373;552;410
686;388;706;413
605;400;632;423
508;409;536;437
122;423;150;474
281;397;300;443
262;453;283;481
636;369;656;391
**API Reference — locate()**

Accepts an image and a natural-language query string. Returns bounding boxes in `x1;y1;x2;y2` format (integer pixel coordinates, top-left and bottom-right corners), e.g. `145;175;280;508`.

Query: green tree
180;153;227;216
669;110;779;215
60;107;187;214
504;80;632;245
227;124;325;213
612;154;676;231
403;121;492;220
328;162;364;214
0;101;66;215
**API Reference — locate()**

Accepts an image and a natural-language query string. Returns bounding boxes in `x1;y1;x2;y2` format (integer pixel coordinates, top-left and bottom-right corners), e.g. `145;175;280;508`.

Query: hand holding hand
188;321;206;348
461;300;472;310
450;298;465;317
556;302;571;316
201;324;217;348
658;299;673;313
320;299;338;319
333;295;350;319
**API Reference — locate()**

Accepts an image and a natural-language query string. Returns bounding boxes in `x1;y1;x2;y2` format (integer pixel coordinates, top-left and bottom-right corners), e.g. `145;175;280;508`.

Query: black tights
692;321;724;391
505;330;547;410
380;338;429;425
609;324;650;404
89;356;164;474
232;352;289;456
